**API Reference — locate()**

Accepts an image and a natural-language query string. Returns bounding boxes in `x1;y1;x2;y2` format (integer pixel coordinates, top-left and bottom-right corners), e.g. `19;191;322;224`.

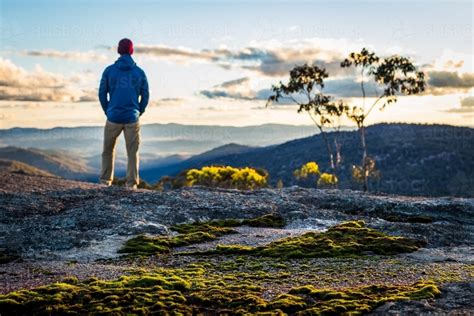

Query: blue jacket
98;55;149;124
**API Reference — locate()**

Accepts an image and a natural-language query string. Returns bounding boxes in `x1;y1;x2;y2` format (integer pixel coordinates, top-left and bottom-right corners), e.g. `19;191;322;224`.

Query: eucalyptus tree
340;48;425;191
266;64;347;184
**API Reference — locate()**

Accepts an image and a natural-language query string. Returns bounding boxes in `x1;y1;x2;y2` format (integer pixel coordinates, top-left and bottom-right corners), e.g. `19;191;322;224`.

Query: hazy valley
1;123;472;197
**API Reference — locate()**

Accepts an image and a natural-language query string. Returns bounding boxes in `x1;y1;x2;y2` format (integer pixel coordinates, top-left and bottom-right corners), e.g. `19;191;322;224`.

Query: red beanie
117;38;133;55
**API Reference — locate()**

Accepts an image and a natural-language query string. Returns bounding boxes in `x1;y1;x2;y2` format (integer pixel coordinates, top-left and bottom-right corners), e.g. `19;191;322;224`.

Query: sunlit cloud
446;96;474;114
148;97;187;107
199;77;271;100
0;102;42;109
199;75;383;102
21;49;109;63
429;49;473;74
127;38;365;77
0;58;96;102
426;71;474;95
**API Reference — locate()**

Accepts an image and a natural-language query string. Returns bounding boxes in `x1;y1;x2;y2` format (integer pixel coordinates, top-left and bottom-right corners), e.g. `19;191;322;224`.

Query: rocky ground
0;172;473;314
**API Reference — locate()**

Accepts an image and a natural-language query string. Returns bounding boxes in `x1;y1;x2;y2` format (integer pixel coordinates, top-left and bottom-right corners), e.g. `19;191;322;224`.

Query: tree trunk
314;122;336;176
320;130;335;172
359;126;369;192
333;136;341;189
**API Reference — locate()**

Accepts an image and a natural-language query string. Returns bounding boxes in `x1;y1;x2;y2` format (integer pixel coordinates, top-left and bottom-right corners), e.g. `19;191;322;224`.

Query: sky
0;0;473;128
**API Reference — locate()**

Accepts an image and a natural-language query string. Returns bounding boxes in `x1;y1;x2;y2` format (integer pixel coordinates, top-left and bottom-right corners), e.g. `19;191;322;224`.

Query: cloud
77;89;99;102
148;97;186;107
324;78;383;98
0;103;42;109
446;96;474;114
0;58;96;102
134;41;473;98
21;49;108;63
426;71;474;95
199;76;383;102
0;113;13;120
200;77;258;100
461;96;474;108
199;77;277;102
423;49;474;95
134;45;216;61
131;39;357;77
443;60;464;69
428;71;474;88
135;42;473;99
428;49;472;74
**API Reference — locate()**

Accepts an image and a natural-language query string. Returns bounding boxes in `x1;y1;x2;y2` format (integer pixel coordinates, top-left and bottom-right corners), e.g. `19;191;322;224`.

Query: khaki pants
100;119;140;186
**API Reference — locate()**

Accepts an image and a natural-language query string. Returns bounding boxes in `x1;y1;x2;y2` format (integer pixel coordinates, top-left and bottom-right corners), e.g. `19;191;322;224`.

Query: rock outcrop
1;172;473;314
1;172;473;262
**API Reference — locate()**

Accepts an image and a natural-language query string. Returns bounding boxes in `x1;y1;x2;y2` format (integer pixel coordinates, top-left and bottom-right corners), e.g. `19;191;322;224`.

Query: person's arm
98;69;109;114
139;72;149;115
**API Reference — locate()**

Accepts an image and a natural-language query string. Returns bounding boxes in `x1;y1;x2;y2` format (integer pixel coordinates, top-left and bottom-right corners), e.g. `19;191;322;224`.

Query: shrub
293;162;320;180
185;165;268;190
318;172;338;188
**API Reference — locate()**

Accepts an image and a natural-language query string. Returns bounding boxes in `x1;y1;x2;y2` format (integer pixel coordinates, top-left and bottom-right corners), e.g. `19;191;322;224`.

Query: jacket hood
115;55;136;71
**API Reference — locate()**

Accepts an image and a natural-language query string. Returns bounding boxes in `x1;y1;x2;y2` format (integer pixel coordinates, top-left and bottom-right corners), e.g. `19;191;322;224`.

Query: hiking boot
125;183;138;190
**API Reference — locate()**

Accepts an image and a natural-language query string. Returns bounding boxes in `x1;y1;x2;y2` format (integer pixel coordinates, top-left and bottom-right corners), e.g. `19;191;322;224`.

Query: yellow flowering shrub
186;165;267;190
317;172;338;188
293;162;320;179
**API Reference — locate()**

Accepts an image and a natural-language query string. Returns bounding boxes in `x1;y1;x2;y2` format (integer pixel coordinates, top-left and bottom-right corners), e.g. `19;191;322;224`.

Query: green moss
0;266;441;315
171;219;242;234
0;248;461;315
267;294;307;313
215;244;255;254
287;280;440;314
118;235;171;256
61;276;79;285
120;213;286;257
171;213;286;234
346;209;434;225
407;283;441;300
242;213;286;228
10;216;454;314
0;270;198;314
119;227;236;256
203;221;425;258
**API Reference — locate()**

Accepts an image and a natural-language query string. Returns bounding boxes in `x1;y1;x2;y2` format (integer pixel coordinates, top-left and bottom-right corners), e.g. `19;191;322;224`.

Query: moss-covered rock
289;280;441;315
205;220;425;258
119;213;286;257
242;213;286;228
119;227;236;256
171;213;286;233
0;266;441;315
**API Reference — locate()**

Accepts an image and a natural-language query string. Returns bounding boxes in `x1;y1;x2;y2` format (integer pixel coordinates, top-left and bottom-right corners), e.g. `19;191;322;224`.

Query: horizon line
1;121;474;132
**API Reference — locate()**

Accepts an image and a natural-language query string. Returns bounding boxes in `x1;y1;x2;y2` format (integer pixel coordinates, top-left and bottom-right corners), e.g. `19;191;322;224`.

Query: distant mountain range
0;147;96;181
0;123;324;157
1;123;472;197
0;123;326;175
0;159;56;177
141;123;474;197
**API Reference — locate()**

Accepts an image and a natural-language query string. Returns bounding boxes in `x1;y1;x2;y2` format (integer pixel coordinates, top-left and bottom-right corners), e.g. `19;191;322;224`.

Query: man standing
98;38;149;189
